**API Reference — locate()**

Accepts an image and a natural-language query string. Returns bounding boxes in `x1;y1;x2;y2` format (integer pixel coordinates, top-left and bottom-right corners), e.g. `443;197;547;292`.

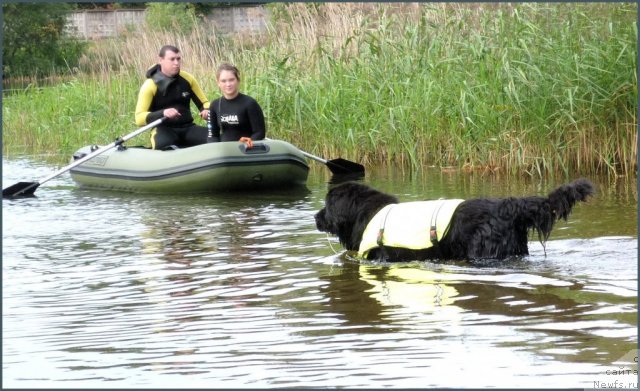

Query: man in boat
135;45;210;150
208;63;266;149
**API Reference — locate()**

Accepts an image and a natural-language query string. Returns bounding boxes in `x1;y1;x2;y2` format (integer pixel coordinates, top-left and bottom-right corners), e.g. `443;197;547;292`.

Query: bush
2;3;86;78
145;2;198;35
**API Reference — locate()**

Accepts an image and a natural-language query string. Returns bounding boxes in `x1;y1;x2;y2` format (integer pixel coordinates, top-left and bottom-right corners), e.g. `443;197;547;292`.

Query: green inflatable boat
69;140;309;193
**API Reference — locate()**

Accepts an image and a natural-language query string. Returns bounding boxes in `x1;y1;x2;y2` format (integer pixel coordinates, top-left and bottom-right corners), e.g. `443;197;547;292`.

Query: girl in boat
208;63;266;149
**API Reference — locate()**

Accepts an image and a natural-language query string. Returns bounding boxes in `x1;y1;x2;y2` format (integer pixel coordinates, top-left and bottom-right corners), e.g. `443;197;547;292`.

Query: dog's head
315;182;398;250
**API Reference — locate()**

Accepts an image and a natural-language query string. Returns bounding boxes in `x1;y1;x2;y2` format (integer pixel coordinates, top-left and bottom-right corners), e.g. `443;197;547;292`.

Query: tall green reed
3;74;140;156
3;2;636;177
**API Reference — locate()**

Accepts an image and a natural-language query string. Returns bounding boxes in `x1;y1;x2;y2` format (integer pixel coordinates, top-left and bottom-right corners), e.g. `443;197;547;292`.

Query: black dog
315;179;595;261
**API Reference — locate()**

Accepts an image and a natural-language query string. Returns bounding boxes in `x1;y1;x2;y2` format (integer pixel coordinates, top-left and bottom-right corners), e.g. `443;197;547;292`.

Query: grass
2;2;637;177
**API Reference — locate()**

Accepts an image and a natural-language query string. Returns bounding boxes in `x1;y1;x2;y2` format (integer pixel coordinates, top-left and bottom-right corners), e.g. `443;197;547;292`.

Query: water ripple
3;158;637;388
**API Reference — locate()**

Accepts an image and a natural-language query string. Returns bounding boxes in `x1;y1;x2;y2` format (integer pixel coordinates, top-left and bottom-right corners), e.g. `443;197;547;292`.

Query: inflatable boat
69;140;309;193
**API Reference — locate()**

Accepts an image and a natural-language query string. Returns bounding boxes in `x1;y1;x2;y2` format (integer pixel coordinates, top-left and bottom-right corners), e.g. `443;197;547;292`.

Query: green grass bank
2;3;637;177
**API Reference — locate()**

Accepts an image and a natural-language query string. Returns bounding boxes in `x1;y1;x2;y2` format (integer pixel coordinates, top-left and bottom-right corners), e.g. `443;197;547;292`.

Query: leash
325;233;340;255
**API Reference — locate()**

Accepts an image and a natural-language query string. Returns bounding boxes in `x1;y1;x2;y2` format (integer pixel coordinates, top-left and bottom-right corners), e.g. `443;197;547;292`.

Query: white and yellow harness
358;199;464;258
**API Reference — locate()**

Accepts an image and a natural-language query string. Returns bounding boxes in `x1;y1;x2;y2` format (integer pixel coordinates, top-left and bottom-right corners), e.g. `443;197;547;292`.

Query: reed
2;2;637;177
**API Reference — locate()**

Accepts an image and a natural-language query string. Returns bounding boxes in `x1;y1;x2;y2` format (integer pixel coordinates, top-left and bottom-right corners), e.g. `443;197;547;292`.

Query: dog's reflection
321;260;463;328
359;266;460;312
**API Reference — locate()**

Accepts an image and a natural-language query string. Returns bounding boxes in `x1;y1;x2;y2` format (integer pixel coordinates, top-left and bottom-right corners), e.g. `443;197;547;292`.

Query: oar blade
326;158;365;176
2;182;40;198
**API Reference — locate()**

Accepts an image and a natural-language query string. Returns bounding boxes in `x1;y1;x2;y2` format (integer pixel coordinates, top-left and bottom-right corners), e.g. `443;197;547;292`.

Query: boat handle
240;143;269;154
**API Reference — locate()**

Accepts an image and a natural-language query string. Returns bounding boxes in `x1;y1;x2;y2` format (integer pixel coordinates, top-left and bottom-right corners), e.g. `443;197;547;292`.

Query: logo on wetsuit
221;114;239;125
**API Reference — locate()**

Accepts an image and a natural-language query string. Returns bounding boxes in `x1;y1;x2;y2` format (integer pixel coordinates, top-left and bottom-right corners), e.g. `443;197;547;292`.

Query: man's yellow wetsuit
135;64;210;149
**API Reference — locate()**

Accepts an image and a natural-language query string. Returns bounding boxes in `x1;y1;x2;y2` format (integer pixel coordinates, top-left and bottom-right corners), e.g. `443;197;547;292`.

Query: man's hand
239;137;253;149
163;108;181;119
199;109;209;120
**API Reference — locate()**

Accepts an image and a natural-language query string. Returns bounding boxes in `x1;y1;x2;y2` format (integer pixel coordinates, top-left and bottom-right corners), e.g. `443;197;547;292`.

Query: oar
3;117;165;198
265;138;365;176
298;150;365;176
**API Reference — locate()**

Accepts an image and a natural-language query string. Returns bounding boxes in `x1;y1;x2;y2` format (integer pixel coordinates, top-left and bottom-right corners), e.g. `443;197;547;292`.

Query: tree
3;3;85;78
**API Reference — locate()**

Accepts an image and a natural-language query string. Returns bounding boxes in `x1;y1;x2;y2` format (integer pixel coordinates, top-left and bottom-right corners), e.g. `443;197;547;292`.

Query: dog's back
443;178;595;259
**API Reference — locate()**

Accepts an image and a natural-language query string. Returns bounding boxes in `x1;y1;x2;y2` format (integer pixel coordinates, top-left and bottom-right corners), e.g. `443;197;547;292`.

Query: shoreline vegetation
2;3;637;177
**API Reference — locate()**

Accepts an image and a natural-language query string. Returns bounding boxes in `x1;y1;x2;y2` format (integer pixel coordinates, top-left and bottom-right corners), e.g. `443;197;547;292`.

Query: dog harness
357;199;464;258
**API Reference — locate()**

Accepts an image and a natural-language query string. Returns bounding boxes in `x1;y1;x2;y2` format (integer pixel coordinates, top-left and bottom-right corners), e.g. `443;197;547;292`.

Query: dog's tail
530;178;595;243
548;178;595;221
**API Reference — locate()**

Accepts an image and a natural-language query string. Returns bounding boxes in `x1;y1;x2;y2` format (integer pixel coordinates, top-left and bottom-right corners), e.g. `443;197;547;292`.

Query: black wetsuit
208;93;266;142
135;64;210;150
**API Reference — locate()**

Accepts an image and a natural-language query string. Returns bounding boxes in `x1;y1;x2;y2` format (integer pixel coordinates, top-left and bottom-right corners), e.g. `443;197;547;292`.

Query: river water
2;156;637;388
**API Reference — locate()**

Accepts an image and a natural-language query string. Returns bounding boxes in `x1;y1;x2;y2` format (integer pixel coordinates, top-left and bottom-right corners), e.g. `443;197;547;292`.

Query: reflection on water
2;158;637;388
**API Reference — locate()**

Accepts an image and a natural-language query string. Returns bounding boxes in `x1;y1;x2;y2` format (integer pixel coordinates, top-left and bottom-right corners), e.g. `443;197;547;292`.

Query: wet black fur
315;179;595;261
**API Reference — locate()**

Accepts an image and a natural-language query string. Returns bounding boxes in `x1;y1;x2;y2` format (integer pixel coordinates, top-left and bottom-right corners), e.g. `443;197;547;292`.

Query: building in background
66;4;268;39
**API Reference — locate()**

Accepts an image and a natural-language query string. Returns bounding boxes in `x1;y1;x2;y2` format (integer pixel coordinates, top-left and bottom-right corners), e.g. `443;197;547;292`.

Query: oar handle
37;118;164;185
264;137;328;164
265;137;364;175
298;149;328;164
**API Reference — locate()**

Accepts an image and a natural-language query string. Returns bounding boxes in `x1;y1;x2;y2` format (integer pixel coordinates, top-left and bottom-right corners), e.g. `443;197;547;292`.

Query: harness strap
376;205;395;247
430;199;447;244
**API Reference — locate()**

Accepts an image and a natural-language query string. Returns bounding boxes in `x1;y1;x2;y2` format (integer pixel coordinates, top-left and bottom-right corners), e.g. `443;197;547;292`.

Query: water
2;157;637;388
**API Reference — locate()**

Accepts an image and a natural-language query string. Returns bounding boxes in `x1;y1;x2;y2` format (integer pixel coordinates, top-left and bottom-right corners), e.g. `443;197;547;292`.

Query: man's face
159;50;181;77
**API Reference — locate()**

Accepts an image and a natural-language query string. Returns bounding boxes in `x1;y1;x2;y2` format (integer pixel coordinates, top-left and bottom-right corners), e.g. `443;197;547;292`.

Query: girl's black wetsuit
208;93;266;142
